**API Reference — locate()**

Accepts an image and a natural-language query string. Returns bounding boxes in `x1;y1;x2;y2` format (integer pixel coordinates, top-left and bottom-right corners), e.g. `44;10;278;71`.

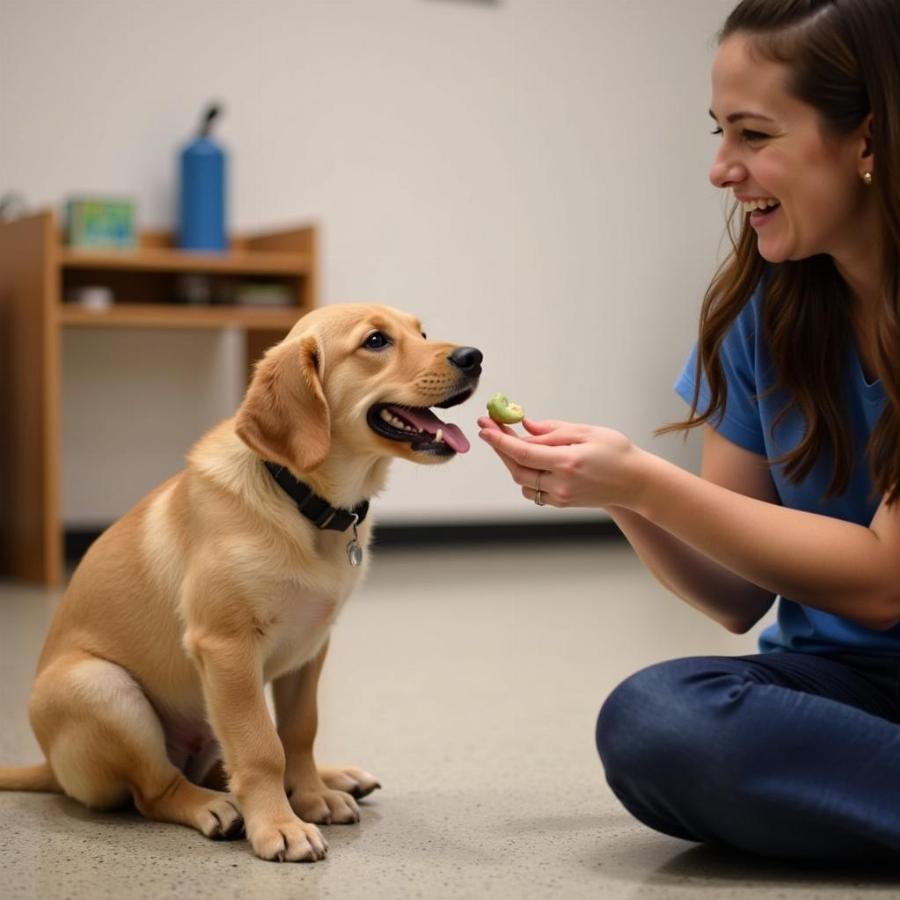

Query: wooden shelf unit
0;210;317;585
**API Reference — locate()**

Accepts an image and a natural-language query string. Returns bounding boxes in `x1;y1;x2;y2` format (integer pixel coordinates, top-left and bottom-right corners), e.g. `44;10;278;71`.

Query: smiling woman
476;0;900;864
596;0;900;863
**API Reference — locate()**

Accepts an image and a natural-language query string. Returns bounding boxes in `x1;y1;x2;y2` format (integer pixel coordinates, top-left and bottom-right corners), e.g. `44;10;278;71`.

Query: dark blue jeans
596;652;900;861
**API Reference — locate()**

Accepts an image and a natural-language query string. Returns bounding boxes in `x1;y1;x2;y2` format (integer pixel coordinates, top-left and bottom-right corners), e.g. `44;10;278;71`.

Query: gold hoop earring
862;171;873;186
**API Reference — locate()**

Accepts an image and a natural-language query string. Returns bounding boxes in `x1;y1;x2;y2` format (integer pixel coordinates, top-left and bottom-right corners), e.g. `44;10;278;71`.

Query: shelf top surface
58;246;311;275
59;302;307;330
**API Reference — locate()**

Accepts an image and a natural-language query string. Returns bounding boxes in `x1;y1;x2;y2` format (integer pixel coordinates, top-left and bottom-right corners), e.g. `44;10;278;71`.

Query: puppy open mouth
368;390;474;456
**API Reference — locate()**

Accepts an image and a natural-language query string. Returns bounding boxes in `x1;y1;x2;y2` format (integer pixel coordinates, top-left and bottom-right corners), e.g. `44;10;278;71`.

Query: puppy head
234;304;482;474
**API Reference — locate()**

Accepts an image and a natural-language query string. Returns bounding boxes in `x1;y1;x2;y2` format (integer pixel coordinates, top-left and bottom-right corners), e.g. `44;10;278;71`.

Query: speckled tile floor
2;540;900;899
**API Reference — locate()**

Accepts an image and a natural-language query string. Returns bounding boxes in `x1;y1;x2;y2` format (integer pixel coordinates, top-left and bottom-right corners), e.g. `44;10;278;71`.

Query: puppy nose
449;346;483;376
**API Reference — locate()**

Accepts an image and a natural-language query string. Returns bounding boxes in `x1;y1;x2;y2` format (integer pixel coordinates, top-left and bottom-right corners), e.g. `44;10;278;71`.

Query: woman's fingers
478;426;561;471
477;420;526;475
480;416;582;447
520;418;586;447
480;437;543;485
478;416;575;500
522;418;568;435
521;429;582;447
476;416;518;437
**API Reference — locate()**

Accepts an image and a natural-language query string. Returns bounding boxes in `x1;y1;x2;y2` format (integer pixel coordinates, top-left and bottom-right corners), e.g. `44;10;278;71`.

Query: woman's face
708;33;875;267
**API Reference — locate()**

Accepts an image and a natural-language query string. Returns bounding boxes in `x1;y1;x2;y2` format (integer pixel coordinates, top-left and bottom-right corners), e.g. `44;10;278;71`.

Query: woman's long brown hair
661;0;900;503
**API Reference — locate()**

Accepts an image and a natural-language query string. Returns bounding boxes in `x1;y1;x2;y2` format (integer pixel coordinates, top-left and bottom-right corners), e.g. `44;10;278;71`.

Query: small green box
65;197;136;249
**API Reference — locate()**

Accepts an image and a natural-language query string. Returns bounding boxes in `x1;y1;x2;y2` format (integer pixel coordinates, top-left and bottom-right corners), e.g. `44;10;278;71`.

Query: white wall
0;0;734;527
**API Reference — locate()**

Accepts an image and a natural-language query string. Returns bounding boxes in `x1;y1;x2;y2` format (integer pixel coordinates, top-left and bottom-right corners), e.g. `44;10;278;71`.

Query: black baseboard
369;518;623;548
65;518;623;563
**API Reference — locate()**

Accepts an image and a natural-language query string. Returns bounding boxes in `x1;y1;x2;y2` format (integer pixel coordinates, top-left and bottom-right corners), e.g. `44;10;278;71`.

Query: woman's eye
710;126;769;143
363;331;391;350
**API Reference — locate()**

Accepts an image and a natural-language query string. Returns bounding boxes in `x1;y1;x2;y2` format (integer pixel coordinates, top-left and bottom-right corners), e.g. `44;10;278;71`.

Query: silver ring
535;490;545;507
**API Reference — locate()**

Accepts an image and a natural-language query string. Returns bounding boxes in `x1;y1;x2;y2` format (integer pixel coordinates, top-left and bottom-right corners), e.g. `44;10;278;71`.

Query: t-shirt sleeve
674;302;767;456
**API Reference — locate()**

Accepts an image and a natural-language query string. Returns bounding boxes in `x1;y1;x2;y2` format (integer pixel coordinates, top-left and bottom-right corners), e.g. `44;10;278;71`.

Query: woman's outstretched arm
478;417;900;631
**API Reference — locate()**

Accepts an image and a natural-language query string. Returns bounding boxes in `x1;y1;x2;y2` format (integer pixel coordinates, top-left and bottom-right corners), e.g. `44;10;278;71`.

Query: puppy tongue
435;423;470;453
389;406;470;453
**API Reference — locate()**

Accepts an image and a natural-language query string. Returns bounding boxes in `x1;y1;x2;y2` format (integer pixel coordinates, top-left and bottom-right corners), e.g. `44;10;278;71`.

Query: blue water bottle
178;103;227;251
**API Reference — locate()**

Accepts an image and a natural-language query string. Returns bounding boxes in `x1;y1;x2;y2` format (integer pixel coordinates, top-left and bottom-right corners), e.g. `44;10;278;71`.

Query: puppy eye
421;332;427;340
362;331;392;350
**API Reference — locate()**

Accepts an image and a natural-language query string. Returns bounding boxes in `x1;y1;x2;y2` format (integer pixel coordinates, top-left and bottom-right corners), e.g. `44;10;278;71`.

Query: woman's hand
476;416;647;510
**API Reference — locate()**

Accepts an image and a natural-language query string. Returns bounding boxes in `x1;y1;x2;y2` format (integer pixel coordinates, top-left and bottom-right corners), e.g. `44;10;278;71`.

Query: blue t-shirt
675;284;899;654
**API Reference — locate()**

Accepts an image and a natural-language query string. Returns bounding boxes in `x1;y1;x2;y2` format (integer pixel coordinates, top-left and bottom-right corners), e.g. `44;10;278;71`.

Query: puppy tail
0;761;62;793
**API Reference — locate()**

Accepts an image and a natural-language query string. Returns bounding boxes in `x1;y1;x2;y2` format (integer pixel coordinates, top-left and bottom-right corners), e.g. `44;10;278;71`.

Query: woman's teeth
742;198;780;213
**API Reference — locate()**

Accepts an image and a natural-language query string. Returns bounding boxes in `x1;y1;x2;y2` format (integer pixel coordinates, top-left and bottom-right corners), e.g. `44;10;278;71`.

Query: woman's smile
747;202;781;229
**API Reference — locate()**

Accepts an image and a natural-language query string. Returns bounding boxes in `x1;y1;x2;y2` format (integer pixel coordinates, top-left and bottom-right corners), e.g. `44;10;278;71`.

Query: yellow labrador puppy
0;304;482;862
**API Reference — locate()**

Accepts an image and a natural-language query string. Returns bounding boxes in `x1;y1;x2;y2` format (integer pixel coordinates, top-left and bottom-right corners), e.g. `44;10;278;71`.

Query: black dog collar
263;461;370;532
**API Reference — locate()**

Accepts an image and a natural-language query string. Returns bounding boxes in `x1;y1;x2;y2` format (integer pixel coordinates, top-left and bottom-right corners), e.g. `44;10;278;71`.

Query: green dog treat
487;392;525;424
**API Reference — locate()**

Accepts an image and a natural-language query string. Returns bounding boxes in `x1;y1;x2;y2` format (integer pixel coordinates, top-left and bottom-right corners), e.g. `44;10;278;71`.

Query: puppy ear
234;334;331;473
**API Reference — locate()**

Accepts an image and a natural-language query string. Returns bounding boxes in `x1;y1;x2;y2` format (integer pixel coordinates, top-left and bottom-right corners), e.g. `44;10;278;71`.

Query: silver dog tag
347;540;363;567
346;514;363;567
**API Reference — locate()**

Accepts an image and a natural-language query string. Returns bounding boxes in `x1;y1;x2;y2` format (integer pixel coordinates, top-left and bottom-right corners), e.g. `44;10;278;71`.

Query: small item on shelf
233;282;294;307
178;102;227;252
64;197;136;249
175;273;214;305
69;285;114;311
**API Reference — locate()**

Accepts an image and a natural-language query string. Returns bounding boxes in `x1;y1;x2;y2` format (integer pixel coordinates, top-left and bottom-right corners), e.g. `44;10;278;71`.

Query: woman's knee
595;657;730;785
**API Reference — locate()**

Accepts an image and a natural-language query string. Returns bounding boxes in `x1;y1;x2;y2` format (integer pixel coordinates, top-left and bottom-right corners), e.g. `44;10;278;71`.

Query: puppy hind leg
30;656;243;840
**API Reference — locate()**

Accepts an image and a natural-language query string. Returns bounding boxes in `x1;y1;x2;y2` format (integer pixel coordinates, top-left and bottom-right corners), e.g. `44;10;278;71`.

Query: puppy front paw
288;783;360;825
247;815;327;862
318;764;381;799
